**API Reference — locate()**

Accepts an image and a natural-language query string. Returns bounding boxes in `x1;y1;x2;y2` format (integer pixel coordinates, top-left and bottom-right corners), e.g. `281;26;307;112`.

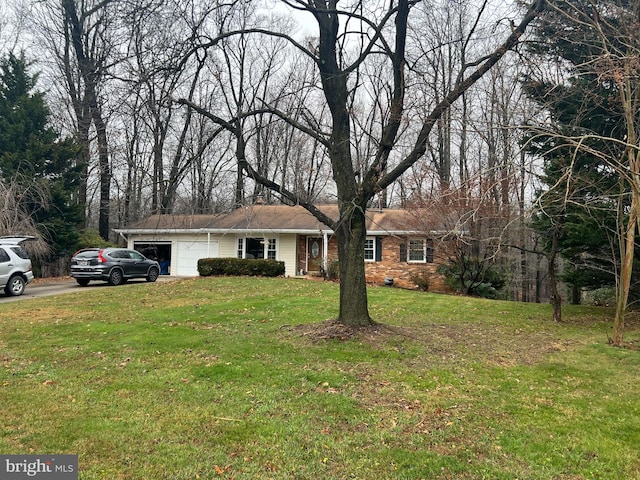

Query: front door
307;237;324;273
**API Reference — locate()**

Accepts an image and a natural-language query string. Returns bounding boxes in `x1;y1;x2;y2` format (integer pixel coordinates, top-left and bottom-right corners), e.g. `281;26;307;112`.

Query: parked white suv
0;236;35;296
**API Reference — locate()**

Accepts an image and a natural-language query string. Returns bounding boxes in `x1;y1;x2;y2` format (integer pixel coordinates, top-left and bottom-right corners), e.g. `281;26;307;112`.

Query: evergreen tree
523;0;640;308
0;52;84;263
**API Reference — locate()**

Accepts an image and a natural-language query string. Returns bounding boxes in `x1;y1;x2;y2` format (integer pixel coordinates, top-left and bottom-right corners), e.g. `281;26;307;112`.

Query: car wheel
108;269;124;286
146;267;159;283
5;275;26;296
76;279;90;287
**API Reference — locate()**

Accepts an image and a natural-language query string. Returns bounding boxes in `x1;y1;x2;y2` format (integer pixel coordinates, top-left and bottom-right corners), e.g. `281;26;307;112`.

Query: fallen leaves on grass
288;317;585;369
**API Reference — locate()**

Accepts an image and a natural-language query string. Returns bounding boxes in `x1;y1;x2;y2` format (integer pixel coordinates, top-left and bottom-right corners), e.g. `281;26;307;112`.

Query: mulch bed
290;318;408;342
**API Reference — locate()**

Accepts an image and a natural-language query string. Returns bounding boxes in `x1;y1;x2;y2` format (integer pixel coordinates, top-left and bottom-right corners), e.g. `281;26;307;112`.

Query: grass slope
1;277;639;479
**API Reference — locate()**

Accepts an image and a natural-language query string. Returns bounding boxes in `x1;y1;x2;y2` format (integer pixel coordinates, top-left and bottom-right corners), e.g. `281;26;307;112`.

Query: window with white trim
266;238;277;259
237;237;278;259
408;238;434;263
364;237;375;261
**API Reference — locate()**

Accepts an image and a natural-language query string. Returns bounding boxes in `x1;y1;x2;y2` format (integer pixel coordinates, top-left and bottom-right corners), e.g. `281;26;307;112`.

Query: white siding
175;240;219;276
127;232;298;277
278;234;298;277
217;236;238;258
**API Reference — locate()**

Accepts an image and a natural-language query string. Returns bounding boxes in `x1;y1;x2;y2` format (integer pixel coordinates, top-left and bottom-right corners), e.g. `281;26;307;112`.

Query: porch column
323;231;329;272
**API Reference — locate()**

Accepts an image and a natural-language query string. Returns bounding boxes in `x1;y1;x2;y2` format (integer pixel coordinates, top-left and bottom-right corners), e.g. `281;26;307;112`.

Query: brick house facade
297;232;451;292
117;204;454;292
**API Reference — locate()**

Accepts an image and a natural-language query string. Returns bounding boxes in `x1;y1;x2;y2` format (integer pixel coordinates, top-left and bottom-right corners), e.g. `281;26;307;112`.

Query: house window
245;238;264;259
267;238;277;259
364;237;375;261
238;237;277;259
408;238;434;263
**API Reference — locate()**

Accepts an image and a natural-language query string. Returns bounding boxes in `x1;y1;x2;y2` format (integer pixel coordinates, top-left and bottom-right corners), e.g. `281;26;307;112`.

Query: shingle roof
115;204;439;235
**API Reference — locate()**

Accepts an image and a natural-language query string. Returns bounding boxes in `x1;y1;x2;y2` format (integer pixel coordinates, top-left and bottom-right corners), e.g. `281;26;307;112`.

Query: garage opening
134;242;172;275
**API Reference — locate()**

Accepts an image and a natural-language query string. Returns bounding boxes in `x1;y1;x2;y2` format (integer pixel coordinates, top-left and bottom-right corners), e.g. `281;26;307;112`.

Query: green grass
1;277;639;479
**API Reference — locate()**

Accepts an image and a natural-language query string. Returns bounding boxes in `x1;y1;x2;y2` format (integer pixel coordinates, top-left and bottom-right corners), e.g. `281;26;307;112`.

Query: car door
108;250;130;276
0;248;12;287
126;250;148;276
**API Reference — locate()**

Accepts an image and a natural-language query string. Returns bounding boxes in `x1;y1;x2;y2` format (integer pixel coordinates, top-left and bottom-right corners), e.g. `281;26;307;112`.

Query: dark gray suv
70;248;160;286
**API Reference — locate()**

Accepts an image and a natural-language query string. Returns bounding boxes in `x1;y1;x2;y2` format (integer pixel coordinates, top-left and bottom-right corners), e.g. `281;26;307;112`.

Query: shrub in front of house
438;256;506;299
198;258;285;278
409;270;430;291
326;260;340;281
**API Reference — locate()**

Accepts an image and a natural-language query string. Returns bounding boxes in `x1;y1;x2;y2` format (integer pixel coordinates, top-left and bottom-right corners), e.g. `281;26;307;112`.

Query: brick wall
297;234;450;293
364;235;449;292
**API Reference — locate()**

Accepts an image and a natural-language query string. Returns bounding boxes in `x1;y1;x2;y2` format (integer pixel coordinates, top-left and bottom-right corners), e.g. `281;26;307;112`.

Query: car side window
0;248;10;263
129;251;144;260
10;246;29;259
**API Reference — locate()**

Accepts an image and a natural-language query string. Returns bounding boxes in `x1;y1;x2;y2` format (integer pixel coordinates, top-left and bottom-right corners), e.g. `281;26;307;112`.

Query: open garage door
134;242;172;275
176;240;219;276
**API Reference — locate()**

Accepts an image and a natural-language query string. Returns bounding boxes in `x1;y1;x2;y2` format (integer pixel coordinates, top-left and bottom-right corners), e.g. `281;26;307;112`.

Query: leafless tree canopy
0;177;50;258
4;0;599;324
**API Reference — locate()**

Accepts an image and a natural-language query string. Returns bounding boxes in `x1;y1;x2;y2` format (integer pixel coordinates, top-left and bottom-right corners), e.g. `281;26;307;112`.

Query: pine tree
0;52;84;264
524;0;640;340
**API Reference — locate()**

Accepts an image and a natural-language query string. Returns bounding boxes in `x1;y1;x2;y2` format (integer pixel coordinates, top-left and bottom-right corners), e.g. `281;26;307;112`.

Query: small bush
326;260;340;281
77;229;116;249
198;257;285;277
409;270;430;291
584;287;616;306
438;256;506;299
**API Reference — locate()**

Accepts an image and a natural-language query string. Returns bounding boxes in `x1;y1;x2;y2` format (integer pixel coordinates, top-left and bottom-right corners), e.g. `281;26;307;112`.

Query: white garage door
176;241;219;276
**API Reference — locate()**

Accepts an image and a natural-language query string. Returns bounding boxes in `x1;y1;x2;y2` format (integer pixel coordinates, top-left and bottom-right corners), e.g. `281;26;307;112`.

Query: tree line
1;0;638;342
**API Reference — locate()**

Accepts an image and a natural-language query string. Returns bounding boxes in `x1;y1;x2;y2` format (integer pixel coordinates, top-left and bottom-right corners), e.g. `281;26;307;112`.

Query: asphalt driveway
0;276;179;302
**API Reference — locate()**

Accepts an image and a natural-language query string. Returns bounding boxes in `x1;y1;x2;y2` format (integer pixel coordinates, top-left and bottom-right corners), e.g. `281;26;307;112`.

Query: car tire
76;279;90;287
5;275;26;296
146;267;159;283
108;269;124;286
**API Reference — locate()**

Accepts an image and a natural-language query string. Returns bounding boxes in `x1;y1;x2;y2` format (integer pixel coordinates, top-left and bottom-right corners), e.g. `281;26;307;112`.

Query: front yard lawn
1;277;639;479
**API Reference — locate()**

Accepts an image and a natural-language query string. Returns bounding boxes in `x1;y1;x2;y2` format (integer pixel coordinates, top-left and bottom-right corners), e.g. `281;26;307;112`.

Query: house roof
115;204;446;236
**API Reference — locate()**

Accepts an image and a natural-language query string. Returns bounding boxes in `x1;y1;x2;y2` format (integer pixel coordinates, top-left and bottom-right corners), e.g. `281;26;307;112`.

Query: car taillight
98;249;107;263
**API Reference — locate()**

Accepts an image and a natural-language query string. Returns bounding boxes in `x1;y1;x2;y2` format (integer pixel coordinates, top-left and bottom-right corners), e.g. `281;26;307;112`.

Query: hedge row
197;257;285;277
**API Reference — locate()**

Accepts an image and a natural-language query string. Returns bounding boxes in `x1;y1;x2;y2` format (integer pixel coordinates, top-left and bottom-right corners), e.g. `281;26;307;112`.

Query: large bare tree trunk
76;121;91;227
335;208;371;326
314;1;374;327
94;113;111;239
62;0;112;239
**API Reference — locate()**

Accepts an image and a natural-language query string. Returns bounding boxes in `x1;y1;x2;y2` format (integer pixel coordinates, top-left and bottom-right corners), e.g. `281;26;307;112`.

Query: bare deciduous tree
0;176;50;259
178;0;545;326
61;0;118;240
